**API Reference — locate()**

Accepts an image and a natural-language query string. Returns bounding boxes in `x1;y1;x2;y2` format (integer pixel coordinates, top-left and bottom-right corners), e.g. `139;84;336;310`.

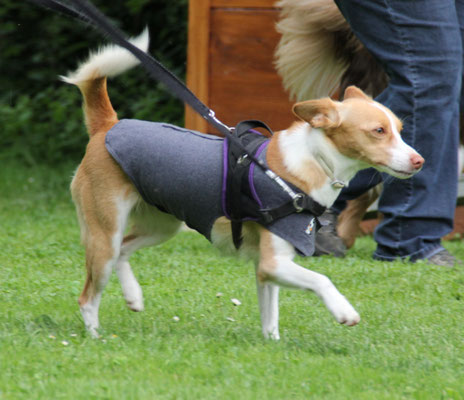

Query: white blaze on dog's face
292;86;424;178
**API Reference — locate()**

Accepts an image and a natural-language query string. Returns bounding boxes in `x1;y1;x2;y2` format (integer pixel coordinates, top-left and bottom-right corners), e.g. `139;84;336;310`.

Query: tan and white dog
64;32;423;339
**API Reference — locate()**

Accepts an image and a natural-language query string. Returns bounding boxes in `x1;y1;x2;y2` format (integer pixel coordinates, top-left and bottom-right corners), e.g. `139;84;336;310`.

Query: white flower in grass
172;316;180;322
226;317;235;322
216;292;223;298
61;341;69;346
231;298;241;306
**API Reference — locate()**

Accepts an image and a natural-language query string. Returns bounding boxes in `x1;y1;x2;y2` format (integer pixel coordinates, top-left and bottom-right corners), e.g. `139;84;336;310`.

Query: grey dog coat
105;119;317;256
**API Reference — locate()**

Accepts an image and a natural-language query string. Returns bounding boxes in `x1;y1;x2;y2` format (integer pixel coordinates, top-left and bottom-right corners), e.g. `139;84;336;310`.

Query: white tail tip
60;28;150;85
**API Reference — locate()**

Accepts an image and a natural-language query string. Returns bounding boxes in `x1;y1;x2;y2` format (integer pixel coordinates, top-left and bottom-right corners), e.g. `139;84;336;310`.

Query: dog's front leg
255;274;280;340
258;230;360;328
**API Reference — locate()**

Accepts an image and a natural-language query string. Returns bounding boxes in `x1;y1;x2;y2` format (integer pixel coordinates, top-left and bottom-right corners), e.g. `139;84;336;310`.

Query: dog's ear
343;86;372;101
292;98;340;129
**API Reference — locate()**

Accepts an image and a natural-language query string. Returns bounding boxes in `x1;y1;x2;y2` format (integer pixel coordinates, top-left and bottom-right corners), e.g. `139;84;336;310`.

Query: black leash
29;0;216;129
26;0;326;248
28;1;297;187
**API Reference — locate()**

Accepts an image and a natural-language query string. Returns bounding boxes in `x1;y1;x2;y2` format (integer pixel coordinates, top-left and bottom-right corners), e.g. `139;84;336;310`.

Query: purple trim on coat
249;141;269;208
222;140;230;219
221;137;269;221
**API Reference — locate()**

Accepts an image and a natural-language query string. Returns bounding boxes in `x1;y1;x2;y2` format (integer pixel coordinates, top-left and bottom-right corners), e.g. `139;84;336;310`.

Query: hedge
0;0;188;165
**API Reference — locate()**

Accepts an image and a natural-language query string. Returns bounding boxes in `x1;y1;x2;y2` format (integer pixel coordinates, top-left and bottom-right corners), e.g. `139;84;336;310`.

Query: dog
63;31;423;339
275;0;386;104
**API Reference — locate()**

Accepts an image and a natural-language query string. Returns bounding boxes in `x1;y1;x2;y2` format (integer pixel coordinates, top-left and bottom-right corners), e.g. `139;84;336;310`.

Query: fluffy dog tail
275;0;353;101
61;29;149;136
275;0;386;101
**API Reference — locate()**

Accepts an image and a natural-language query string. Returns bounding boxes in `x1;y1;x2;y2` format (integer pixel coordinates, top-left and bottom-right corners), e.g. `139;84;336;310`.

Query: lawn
1;161;464;399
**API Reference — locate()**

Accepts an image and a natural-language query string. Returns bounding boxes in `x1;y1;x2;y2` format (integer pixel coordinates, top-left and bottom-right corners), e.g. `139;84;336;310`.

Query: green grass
1;161;464;399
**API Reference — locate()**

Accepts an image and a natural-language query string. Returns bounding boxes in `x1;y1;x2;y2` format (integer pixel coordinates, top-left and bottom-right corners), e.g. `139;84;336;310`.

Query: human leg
334;0;462;261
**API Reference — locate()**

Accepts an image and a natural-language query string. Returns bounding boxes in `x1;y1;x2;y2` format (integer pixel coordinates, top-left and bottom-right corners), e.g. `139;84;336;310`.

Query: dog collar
314;153;346;189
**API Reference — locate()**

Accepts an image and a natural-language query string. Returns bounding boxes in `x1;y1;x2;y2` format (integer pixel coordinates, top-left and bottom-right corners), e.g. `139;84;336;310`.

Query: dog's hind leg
114;235;153;313
73;171;138;337
115;204;182;312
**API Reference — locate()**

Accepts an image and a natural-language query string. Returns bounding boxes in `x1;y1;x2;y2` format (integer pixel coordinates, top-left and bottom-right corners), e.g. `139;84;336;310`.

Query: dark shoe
314;210;347;257
426;249;461;267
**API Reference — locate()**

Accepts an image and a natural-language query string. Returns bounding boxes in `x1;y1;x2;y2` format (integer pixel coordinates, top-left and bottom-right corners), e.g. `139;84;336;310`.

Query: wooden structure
186;0;293;134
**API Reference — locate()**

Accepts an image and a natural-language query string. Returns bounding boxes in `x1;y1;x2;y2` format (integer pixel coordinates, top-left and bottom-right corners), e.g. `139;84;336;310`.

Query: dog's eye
374;127;385;134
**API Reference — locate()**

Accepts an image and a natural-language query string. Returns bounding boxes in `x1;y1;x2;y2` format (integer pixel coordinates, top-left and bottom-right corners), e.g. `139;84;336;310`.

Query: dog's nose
410;153;424;170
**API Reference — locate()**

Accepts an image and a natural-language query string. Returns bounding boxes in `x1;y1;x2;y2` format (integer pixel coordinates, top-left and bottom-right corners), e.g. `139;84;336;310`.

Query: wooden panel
185;0;210;132
211;0;278;8
208;9;294;132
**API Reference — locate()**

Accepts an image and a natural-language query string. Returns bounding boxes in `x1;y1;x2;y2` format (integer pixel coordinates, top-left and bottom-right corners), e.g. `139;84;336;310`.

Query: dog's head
292;86;424;178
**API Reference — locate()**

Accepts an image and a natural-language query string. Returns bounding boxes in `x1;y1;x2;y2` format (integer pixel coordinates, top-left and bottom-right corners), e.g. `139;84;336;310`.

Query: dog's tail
275;0;353;101
61;29;149;136
275;0;386;101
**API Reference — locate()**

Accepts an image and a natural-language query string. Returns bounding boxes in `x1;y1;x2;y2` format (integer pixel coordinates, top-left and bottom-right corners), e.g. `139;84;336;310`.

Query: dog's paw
263;327;280;340
88;327;100;339
80;303;101;337
266;332;281;340
333;305;360;327
323;291;360;327
126;298;144;312
120;272;144;312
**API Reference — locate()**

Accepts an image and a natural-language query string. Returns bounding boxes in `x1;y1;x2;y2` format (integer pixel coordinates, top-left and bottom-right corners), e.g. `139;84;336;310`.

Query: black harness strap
259;194;326;224
227;121;270;248
226;123;327;248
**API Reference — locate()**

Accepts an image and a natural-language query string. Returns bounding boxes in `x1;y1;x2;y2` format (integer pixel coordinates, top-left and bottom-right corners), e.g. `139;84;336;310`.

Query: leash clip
207;110;234;133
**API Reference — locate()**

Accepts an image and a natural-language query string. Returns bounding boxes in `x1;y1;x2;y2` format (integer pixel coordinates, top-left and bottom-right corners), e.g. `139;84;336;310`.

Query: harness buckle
237;154;249;165
292;193;305;213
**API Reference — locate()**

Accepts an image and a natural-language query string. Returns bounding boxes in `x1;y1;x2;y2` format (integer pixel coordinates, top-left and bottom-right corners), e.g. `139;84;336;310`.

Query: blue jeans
334;0;463;261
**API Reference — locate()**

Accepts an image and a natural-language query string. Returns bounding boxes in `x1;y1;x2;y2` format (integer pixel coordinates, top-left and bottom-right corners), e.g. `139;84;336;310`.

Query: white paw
263;328;280;340
80;303;100;336
116;260;144;312
126;297;144;312
88;327;100;339
122;281;144;312
324;293;360;326
333;304;360;326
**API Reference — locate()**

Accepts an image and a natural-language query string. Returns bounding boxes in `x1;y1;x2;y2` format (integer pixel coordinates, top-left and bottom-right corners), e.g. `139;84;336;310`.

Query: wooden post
186;0;210;132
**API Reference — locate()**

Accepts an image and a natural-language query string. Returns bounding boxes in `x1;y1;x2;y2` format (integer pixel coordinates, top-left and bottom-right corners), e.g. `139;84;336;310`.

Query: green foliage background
0;0;188;165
